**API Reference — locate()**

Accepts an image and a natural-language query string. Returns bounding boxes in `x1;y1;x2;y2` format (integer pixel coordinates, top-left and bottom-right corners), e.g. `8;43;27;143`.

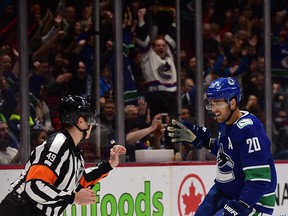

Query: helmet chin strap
75;124;90;141
224;106;235;124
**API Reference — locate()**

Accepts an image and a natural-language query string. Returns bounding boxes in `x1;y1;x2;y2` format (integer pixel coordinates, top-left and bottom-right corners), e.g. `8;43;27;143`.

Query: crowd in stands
0;0;288;164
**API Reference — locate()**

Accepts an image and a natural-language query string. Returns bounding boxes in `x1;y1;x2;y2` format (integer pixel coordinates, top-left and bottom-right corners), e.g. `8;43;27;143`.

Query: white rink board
0;162;287;216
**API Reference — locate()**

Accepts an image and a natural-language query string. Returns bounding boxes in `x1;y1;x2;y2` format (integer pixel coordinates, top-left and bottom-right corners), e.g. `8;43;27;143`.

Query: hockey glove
167;119;211;149
223;200;252;216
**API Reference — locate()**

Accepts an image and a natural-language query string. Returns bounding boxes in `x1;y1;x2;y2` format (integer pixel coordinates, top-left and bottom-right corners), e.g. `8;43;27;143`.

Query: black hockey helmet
59;95;99;126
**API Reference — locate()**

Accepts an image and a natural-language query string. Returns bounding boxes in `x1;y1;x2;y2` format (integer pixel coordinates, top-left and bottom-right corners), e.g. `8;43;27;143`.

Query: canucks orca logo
216;144;235;183
157;61;172;79
217;144;234;168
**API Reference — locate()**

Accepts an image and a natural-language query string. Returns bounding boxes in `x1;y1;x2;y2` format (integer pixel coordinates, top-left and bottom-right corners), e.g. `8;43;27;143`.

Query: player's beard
214;107;232;123
214;111;227;123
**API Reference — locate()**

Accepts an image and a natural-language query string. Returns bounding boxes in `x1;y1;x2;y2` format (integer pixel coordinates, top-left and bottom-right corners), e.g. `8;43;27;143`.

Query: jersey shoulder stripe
237;118;253;129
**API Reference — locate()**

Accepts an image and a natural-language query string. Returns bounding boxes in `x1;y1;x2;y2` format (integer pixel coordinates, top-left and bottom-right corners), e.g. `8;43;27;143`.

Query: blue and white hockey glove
223;200;252;216
167;119;211;149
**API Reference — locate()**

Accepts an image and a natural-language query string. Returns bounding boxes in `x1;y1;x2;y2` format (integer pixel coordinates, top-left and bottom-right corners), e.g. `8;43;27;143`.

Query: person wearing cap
168;77;277;215
0;95;126;216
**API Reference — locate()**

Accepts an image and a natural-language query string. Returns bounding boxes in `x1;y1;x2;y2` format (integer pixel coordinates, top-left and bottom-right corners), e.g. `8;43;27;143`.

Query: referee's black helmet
59;95;99;126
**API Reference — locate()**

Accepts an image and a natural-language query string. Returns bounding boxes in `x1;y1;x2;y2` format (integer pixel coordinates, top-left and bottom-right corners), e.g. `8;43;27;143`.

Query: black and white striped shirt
11;129;112;216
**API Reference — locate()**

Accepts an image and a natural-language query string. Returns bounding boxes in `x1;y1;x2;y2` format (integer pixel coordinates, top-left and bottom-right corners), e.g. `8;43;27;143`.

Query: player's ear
230;97;237;109
77;116;85;125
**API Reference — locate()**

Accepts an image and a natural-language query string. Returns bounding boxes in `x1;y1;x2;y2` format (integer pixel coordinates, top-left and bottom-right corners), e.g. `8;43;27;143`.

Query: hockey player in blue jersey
167;77;277;215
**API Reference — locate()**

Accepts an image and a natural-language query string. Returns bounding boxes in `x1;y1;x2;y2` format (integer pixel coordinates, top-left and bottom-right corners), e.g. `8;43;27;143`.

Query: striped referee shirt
10;129;112;216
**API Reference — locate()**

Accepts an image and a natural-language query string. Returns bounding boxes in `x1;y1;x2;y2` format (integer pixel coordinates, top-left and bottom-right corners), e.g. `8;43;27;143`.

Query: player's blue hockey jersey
210;111;277;214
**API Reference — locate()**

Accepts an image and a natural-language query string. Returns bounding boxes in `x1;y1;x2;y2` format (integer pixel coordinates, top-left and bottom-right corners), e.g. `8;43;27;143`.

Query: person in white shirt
0;121;19;164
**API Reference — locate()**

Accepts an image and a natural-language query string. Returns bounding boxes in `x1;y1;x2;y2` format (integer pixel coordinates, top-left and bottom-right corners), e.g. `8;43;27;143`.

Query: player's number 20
247;137;261;153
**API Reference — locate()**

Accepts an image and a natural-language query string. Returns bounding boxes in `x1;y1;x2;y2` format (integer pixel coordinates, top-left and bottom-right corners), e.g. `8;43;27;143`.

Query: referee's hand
74;188;96;205
109;144;126;168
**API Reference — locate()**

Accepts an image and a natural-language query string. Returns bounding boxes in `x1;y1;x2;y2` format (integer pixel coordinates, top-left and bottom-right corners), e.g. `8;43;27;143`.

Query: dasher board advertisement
0;162;287;215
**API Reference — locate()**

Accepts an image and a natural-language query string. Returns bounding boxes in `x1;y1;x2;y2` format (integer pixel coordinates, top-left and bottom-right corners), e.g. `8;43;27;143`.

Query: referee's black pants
0;192;45;216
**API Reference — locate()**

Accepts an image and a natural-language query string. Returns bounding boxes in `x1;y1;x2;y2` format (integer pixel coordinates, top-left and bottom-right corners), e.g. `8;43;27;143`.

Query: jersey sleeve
78;161;113;189
135;21;151;52
237;119;273;207
164;22;176;53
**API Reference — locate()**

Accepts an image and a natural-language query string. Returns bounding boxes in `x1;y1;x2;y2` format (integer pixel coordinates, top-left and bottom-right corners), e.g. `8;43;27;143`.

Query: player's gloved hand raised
223;200;253;216
167;119;211;149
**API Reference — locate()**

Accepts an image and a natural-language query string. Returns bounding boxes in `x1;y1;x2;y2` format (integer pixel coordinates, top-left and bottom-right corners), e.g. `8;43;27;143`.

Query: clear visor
205;99;229;111
85;113;99;126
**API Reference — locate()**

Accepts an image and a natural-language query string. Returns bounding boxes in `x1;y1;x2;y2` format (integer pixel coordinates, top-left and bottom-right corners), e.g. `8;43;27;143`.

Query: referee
0;95;126;216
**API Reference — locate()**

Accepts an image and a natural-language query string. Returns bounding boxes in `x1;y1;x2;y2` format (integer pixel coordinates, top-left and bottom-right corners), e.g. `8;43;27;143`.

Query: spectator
271;10;287;37
273;93;286;111
29;57;50;99
125;96;148;133
179;107;197;161
272;78;288;110
0;62;17;123
243;94;264;123
8;94;35;142
99;99;116;160
0;49;18;92
242;72;265;110
67;60;88;96
30;128;48;151
1;116;19;149
124;97;150;161
126;113;165;161
202;23;220;61
125;105;139;121
180;49;188;69
0;3;18;49
99;64;112;102
31;15;67;64
181;142;194;161
135;8;177;119
78;5;92;30
28;57;53;131
272;109;288;159
185;57;196;81
78;32;94;74
180;106;191;121
43;70;72;130
211;49;250;78
109;6;141;105
32;92;54;132
181;77;196;118
0;121;19;164
219;31;234;57
28;7;54;54
130;48;146;96
181;77;194;96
